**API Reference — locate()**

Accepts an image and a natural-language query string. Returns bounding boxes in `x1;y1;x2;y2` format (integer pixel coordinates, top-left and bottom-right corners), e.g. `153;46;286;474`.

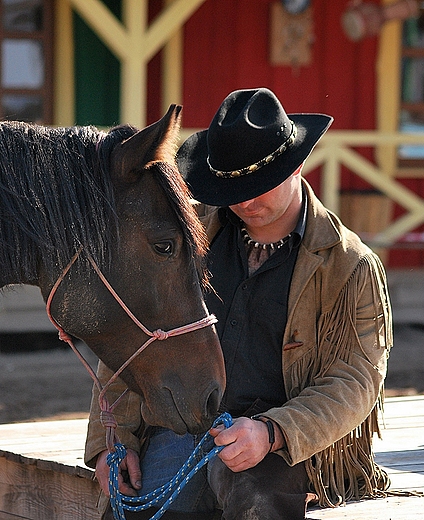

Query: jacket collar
301;179;342;253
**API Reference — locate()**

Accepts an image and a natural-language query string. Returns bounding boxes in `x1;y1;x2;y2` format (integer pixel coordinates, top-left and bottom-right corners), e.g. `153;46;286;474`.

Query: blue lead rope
107;412;233;520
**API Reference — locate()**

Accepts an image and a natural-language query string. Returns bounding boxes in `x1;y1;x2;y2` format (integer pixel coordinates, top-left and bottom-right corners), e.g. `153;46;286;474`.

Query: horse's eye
153;241;174;256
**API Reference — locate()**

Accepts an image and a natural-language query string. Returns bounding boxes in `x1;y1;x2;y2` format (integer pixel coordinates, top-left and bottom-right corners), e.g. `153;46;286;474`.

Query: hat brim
177;113;333;207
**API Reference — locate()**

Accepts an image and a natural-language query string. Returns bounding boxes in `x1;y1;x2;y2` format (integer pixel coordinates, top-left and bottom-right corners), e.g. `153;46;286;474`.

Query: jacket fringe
305;408;391;507
302;254;392;507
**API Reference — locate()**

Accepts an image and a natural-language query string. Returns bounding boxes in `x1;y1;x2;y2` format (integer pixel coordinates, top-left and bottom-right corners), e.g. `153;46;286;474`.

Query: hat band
207;121;297;179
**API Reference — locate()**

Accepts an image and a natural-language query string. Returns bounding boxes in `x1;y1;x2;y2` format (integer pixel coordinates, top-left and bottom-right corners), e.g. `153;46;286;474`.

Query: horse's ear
111;104;182;184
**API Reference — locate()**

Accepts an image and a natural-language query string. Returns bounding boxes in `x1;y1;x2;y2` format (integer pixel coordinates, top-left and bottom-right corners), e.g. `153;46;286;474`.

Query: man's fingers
95;448;142;497
118;475;139;497
123;449;142;490
95;451;112;496
209;424;225;437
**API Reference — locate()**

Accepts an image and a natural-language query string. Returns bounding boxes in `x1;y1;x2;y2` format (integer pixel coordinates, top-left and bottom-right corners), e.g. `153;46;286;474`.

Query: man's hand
209;416;284;472
95;448;142;497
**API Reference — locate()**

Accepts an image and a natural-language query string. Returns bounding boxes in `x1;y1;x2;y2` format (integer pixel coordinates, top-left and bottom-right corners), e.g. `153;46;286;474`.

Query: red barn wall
181;0;378;132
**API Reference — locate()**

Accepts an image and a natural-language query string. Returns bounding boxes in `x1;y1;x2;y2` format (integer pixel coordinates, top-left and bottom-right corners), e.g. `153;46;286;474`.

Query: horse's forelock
99;126;208;259
149;161;210;287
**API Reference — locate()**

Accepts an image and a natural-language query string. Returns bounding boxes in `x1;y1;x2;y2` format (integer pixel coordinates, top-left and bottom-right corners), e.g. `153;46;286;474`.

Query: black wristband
251;416;275;452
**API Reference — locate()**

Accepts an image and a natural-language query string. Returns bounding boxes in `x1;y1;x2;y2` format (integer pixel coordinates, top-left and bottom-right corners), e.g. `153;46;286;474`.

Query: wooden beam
120;0;148;126
144;0;206;62
339;146;424;214
321;143;340;214
0;454;100;519
376;0;403;176
67;0;205;127
162;0;185;112
54;0;75;126
338;146;424;244
68;0;129;60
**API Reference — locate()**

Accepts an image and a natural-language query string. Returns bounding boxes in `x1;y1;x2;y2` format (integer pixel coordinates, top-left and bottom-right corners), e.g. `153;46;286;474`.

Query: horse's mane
0;121;207;285
0;121;120;283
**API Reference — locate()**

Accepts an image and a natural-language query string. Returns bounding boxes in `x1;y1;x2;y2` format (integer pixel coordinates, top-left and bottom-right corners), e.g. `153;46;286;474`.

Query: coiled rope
107;412;233;520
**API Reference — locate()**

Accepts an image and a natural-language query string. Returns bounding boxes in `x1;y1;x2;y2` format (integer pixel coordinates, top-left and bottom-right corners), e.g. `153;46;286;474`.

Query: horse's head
47;106;225;434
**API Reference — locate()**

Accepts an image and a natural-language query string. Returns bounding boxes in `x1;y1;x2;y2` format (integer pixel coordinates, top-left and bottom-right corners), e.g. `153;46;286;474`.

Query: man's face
229;166;302;230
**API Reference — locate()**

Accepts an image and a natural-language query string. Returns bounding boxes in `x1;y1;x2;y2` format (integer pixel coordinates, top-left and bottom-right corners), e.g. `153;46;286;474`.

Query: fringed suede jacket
85;179;393;509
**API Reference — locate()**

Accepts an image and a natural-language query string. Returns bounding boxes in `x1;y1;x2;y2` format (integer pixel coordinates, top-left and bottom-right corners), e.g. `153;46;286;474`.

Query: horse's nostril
205;386;220;418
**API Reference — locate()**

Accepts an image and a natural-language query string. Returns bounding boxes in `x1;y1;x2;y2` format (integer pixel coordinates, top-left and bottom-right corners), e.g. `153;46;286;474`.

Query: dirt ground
0;324;423;424
0;341;99;423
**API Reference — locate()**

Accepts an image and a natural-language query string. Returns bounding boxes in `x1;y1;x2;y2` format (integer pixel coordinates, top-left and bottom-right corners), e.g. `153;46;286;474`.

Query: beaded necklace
241;226;290;252
241;226;291;273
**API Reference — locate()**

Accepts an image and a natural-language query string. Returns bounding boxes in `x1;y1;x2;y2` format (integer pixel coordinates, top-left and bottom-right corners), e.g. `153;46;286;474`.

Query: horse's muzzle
140;379;224;435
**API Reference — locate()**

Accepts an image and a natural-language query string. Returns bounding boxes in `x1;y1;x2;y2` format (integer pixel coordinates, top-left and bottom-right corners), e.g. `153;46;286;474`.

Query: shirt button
242;284;248;290
230;319;237;326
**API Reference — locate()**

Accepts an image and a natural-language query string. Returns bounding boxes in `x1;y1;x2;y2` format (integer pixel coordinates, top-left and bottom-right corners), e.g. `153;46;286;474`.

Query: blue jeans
139;428;218;513
137;427;312;519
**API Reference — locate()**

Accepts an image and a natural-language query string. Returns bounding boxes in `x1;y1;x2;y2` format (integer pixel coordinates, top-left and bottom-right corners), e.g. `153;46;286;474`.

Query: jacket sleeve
264;254;391;466
84;360;143;468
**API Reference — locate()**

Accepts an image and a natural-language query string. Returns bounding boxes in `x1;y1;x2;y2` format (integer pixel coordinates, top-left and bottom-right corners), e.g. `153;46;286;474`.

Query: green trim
74;0;121;126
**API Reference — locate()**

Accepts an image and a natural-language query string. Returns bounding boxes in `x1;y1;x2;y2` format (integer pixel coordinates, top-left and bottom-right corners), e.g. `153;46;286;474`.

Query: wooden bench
0;395;423;519
0;418;100;519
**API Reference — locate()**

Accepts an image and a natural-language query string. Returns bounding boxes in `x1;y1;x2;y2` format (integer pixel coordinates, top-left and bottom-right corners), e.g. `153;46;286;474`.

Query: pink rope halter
46;248;218;452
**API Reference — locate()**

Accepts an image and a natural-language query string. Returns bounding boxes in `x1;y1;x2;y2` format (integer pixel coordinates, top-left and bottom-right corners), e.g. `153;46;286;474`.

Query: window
0;0;53;123
399;15;424;161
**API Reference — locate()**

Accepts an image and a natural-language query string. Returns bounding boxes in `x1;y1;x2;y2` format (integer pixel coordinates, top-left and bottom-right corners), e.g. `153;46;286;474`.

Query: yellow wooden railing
181;129;424;249
303;131;424;248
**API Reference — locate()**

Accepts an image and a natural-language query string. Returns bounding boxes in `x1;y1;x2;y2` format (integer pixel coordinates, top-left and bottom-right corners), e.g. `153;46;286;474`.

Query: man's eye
153;241;174;256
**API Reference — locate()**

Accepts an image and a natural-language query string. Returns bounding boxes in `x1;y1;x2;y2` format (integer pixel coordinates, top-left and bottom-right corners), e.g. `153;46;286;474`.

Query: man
85;88;392;520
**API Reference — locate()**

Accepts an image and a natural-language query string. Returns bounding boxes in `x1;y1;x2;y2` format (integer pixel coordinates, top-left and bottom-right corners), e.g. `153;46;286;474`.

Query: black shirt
205;198;307;417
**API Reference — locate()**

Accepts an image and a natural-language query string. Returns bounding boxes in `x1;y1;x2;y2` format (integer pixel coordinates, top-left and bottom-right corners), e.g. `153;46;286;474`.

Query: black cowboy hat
177;88;333;206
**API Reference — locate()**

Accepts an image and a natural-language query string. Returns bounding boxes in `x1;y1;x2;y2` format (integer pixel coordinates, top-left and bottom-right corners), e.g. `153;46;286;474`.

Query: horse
0;105;225;435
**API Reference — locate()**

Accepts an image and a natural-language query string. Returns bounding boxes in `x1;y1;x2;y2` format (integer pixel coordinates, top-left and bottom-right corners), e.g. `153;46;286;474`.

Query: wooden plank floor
0;395;422;519
307;395;424;519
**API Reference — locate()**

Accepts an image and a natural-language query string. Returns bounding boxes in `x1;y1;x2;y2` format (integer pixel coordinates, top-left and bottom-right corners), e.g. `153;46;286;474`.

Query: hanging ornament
281;0;311;15
270;1;313;69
